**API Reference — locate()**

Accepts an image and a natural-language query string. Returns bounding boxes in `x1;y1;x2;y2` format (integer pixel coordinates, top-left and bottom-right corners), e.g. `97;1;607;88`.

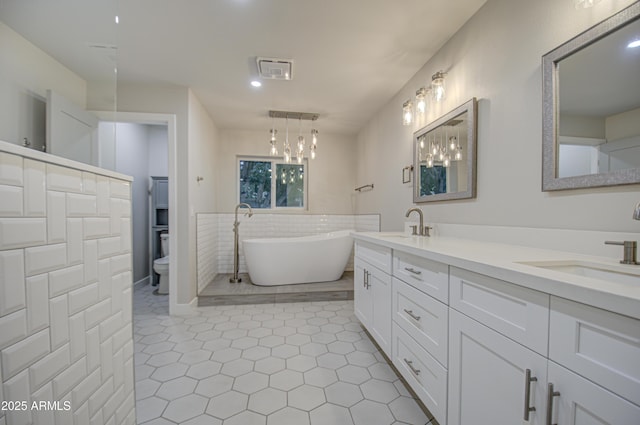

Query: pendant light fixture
268;110;319;161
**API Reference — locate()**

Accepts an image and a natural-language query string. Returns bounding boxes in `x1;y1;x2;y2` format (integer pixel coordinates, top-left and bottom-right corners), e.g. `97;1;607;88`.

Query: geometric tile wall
196;213;380;291
0;149;136;425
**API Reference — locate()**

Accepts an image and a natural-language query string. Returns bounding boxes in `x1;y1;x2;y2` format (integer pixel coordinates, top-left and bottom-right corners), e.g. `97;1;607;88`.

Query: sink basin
518;260;640;286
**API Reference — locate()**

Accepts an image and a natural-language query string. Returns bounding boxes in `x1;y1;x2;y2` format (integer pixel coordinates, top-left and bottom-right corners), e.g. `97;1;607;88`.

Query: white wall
187;90;220;303
148;125;169;177
113;123;151;284
356;0;640;234
0;22;86;147
0;142;136;425
216;129;357;214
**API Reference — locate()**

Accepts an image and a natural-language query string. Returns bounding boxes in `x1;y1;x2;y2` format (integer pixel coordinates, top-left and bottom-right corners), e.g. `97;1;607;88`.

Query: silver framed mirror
413;98;477;203
542;2;640;191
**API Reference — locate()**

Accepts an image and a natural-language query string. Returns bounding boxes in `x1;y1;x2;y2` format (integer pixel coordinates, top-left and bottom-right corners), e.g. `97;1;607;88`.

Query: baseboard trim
134;276;151;288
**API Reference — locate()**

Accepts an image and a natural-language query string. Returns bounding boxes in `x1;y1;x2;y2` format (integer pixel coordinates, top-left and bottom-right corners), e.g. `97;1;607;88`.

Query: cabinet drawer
549;296;640;406
392;322;447;425
548;361;640;425
355;241;391;274
449;267;549;356
393;251;449;303
392;277;448;367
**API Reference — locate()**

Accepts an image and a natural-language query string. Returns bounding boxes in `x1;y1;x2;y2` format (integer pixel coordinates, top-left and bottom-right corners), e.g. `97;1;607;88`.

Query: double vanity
352;231;640;425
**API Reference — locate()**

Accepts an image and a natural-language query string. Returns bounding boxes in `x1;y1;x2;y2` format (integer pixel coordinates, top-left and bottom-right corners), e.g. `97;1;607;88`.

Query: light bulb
270;143;278;156
443;154;450;168
311;149;316;160
402;100;413;126
311;129;318;146
455;149;462;161
419;138;425;149
427;155;433;168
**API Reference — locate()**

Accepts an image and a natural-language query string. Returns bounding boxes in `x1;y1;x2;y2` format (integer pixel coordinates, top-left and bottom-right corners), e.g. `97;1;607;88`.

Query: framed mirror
542;2;640;191
413;98;477;203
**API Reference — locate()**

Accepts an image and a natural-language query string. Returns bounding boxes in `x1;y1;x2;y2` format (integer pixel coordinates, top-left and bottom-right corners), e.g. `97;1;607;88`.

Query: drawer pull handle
403;358;421;376
404;267;422;276
403;309;421;321
523;368;538;421
546;383;560;425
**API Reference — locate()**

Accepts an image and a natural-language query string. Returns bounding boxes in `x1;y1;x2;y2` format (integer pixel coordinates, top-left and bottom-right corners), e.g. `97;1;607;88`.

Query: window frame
237;156;308;211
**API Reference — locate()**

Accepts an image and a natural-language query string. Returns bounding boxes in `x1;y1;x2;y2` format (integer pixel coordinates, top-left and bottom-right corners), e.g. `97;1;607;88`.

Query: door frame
94;111;178;314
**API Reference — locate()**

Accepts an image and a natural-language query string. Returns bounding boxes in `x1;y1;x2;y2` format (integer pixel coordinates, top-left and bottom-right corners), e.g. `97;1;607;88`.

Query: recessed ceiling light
628;39;640;48
251;80;262;88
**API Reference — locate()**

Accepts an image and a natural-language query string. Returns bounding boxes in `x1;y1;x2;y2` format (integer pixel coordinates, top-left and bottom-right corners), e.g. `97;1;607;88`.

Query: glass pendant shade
415;88;427;116
402;100;413;126
454;148;462;161
431;71;446;102
269;129;278;156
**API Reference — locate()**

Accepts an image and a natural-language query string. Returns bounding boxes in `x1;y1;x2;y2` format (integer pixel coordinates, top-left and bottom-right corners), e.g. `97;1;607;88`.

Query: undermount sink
518;260;640;286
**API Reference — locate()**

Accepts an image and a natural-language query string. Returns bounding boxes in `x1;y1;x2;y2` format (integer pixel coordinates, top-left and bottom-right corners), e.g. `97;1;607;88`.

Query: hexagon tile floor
133;284;434;425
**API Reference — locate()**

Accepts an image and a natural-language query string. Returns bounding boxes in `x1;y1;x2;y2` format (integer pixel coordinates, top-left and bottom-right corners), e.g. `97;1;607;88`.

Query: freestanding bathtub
243;230;354;286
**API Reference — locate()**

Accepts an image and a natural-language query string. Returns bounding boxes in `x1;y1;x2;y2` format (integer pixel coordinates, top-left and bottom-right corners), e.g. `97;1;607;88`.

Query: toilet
153;233;170;295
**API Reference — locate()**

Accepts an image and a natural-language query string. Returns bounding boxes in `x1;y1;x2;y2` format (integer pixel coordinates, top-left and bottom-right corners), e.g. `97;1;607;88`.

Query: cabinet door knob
403;309;421;321
523;368;538;421
546;382;560;425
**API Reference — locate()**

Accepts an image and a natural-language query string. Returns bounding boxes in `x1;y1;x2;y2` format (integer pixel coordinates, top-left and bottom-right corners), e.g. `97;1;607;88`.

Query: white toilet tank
160;233;169;257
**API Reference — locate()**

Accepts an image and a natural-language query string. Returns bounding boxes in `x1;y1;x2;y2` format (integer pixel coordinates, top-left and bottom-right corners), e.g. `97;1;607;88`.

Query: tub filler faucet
230;203;253;283
405;207;431;236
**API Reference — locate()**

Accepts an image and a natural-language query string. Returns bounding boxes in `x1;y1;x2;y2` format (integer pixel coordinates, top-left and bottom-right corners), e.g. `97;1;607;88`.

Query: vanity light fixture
431;71;446;102
415;87;428;116
574;0;601;8
402;100;413;126
268;110;319;161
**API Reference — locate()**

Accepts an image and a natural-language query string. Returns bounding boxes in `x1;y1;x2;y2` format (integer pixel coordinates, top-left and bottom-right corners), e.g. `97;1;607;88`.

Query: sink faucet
405;207;431;236
634;201;640;220
604;240;638;265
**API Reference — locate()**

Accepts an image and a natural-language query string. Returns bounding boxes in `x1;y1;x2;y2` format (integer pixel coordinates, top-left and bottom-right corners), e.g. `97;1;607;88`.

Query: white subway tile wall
0;151;136;425
196;213;380;289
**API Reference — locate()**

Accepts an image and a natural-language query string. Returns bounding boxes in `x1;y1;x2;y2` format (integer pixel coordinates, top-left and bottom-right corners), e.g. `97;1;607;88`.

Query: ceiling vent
256;57;293;80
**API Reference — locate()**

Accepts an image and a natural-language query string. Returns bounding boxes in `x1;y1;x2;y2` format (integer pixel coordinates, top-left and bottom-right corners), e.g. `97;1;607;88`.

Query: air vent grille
257;57;293;80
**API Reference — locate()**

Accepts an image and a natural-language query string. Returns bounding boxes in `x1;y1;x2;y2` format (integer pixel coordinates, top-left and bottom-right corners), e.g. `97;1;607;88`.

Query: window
239;158;307;209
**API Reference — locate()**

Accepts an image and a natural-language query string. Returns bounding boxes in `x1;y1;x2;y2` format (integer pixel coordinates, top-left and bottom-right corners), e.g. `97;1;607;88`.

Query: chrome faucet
230;203;253;283
605;240;638;265
405;207;431;236
633;202;640;220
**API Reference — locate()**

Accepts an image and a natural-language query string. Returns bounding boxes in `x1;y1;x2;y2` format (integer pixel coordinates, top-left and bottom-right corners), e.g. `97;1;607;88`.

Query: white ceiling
1;0;487;135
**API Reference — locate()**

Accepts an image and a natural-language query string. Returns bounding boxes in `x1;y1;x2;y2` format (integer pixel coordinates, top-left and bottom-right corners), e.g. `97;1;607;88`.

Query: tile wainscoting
0;142;136;425
197;214;380;293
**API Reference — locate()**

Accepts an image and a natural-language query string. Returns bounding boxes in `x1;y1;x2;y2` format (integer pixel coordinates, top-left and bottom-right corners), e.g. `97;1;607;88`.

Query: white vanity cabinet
391;252;449;424
352;235;640;425
448;268;550;425
448;309;548;425
354;241;392;356
546;297;640;424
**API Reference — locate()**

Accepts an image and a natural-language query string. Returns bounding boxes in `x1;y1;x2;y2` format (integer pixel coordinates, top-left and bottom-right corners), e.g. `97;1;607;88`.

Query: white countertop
352;232;640;320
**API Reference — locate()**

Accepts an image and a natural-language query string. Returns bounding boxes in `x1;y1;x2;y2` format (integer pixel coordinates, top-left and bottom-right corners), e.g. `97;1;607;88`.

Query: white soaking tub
243;230;354;286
